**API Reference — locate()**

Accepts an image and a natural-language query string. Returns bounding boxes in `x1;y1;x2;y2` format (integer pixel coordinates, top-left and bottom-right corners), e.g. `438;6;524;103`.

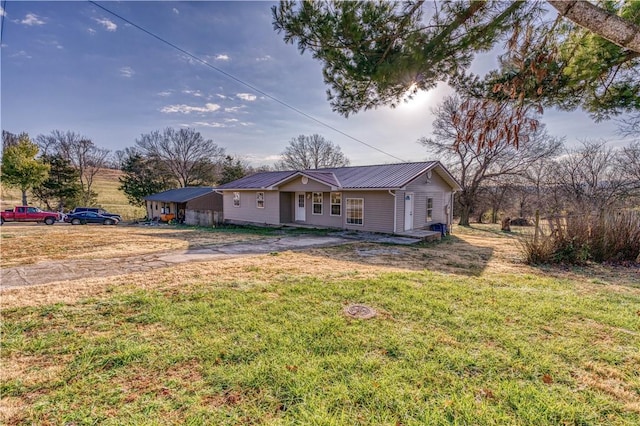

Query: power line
87;1;407;163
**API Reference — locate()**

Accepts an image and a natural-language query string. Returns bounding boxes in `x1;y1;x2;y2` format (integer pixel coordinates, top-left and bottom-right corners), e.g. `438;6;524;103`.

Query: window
346;198;364;225
312;192;323;215
426;198;433;222
256;192;264;208
330;192;342;216
233;192;240;207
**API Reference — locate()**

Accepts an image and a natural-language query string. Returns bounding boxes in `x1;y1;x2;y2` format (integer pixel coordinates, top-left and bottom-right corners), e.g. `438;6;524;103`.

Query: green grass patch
2;268;639;424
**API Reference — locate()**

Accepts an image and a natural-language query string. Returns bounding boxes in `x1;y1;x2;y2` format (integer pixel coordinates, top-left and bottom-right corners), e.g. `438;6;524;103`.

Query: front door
295;192;306;221
404;192;414;231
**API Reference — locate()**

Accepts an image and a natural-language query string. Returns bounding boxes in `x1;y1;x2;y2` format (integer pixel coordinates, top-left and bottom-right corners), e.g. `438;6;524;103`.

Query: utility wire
88;1;407;163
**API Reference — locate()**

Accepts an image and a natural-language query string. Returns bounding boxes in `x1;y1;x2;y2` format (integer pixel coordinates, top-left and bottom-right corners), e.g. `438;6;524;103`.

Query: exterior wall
145;200;176;220
343;191;395;233
185;209;213;226
222;190;280;225
399;171;454;230
186;192;223;211
279;192;293;223
279;176;332;192
288;191;344;228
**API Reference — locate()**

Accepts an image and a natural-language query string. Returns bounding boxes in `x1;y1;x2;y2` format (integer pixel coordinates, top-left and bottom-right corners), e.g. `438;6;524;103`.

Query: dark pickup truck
1;206;62;225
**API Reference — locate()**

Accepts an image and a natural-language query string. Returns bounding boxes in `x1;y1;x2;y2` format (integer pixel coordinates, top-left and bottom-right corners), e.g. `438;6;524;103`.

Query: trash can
430;223;447;236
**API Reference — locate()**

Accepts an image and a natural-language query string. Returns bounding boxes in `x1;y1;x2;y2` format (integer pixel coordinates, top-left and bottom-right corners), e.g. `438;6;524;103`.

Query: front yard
1;224;638;425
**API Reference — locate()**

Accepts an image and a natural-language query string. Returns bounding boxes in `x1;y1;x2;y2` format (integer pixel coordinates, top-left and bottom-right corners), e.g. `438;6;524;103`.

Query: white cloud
161;103;221;114
225;118;239;123
119;66;135;78
182;89;203;97
256;55;272;62
10;50;32;59
157;91;172;97
193;121;226;128
236;93;257;102
0;6;6;17
20;13;45;26
94;17;117;32
216;94;228;99
215;54;229;61
87;28;96;35
224;106;245;113
173;8;180;15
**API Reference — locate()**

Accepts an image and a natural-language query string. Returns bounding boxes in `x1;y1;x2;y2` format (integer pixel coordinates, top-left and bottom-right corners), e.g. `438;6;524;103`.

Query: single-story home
216;161;462;234
144;187;223;226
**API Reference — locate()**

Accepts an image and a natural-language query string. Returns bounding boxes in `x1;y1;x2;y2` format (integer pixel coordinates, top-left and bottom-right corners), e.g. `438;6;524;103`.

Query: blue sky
1;1;634;167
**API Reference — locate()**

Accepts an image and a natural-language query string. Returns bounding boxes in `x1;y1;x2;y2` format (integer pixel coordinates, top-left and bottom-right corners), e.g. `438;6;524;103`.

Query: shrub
520;210;640;265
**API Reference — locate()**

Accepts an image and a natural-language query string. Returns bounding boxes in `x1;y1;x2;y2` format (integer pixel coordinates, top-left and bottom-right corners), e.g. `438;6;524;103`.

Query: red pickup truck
0;206;62;225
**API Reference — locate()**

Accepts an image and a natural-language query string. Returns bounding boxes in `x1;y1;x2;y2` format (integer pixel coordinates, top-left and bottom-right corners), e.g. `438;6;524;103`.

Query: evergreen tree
219;155;248;185
118;152;172;207
32;154;82;211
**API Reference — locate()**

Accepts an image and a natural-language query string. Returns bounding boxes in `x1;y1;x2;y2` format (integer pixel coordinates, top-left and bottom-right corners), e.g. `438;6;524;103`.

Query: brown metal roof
216;162;461;191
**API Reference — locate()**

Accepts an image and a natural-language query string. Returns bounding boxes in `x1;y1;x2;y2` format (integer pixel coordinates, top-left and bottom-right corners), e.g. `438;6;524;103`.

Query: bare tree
275;134;350;170
617;141;640;193
553;140;636;212
135;128;225;187
35;130;110;205
420;95;562;226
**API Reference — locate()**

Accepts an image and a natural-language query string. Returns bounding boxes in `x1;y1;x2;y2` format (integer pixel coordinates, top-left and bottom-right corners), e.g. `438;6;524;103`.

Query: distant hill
0;168;146;220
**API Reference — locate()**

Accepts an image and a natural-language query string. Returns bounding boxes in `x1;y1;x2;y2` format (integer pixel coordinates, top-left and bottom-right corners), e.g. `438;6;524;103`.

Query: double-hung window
256;192;265;208
312;192;323;215
426;197;433;222
233;192;240;207
346;198;364;225
330;192;341;216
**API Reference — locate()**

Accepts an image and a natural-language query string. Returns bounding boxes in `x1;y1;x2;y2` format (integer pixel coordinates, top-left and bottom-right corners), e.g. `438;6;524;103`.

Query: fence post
534;210;540;245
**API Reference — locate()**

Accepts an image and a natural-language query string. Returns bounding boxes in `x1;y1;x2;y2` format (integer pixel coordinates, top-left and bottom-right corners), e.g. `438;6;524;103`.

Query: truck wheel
0;217;4;225
44;217;55;225
71;218;81;225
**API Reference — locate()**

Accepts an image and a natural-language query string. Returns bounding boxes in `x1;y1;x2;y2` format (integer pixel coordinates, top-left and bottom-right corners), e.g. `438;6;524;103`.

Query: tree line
0;128;350;210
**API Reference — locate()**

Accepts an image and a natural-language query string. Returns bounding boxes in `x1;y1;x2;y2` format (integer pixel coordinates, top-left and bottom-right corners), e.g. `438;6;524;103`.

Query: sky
1;1;636;167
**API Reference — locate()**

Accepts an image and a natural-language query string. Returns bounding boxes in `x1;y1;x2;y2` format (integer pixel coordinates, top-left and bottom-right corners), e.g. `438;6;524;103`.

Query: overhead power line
87;1;407;163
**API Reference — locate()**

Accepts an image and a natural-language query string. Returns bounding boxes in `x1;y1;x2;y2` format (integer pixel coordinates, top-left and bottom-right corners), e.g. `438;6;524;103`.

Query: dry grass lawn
1;223;639;425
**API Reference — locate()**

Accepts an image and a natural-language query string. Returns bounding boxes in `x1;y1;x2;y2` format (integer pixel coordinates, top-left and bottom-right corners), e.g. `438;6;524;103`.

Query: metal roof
216;162;461;191
144;187;216;203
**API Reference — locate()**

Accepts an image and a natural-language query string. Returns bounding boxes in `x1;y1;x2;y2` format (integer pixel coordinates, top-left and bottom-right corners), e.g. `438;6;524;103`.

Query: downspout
388;190;397;234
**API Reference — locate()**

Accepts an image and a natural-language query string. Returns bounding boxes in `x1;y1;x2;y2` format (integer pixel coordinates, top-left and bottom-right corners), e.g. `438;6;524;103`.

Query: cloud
224;106;245;113
10;50;32;59
173;8;180;15
215;54;229;61
94;17;117;32
256;55;272;62
193;121;226;128
20;13;45;26
236;93;257;102
120;66;135;78
87;28;97;35
161;103;221;114
0;6;6;17
182;89;203;97
216;94;228;100
157;91;172;97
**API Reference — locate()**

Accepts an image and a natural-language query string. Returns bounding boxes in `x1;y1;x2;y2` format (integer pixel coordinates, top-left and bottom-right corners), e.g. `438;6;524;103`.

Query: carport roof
144;187;215;203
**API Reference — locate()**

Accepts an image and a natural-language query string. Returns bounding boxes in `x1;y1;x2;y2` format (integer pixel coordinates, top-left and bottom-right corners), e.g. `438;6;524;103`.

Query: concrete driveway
0;235;350;289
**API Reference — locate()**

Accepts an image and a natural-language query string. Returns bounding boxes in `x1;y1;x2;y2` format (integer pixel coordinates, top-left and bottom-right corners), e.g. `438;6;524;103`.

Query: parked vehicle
70;207;122;222
64;211;119;225
0;206;62;225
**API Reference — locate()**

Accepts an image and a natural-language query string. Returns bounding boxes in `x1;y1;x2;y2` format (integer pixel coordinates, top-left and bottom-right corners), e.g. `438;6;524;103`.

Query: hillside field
0;168;145;220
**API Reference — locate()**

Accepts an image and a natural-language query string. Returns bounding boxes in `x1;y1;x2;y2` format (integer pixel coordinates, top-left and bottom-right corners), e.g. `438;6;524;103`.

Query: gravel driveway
0;236;350;289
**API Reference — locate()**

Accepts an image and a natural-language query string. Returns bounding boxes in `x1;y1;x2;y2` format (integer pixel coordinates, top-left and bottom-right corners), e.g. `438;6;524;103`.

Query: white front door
295;192;306;221
404;193;414;231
